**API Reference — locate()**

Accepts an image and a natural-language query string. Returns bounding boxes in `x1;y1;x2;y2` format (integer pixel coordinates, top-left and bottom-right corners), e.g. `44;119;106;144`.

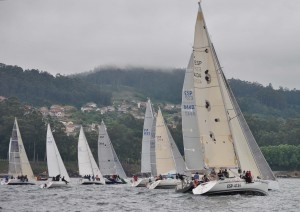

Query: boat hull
1;179;35;185
148;179;180;189
79;178;104;185
175;179;194;193
131;178;151;187
193;178;268;196
40;181;70;189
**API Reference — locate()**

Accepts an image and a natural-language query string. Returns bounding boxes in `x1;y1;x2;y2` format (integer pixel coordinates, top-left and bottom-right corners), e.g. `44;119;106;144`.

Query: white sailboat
1;118;35;185
148;108;186;189
40;124;70;188
98;120;127;184
181;2;275;195
132;99;156;187
78;126;105;185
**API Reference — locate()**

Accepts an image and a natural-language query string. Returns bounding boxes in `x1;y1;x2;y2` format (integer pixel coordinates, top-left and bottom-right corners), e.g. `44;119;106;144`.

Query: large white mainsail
78;126;105;184
8;118;35;180
98;121;127;179
182;53;205;171
155;108;185;175
46;124;70;182
140;99;156;175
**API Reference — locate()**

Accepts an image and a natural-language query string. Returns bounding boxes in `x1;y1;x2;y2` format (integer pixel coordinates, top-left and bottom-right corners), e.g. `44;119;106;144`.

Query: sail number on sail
143;129;150;136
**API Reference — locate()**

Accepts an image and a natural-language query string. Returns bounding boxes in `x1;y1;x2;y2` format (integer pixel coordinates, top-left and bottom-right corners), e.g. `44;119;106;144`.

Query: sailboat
148;108;186;189
132;99;156;187
78;126;105;185
40;124;70;188
1;118;35;185
98;121;127;184
180;2;276;195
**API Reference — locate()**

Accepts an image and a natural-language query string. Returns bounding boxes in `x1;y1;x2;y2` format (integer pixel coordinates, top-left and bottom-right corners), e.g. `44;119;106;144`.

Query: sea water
0;178;299;212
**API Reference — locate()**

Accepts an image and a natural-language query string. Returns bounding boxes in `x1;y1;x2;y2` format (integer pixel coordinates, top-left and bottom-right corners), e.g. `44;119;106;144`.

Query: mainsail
192;4;238;169
78;126;105;184
140;99;156;175
46;124;70;182
155;108;185;175
182;53;205;171
8;118;34;180
98;121;127;179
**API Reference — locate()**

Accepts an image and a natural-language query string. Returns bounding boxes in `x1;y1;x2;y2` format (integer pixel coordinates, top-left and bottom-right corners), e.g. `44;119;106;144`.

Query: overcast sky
0;0;299;89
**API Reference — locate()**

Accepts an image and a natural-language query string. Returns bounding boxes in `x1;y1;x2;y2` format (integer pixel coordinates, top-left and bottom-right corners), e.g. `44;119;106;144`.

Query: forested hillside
0;63;111;107
0;64;299;173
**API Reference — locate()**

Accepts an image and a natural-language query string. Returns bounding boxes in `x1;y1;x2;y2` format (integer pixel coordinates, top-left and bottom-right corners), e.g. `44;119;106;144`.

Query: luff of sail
182;53;205;171
98;121;127;179
46;124;70;182
141;99;155;175
192;5;238;169
155;108;185;175
78;126;105;184
8;118;35;180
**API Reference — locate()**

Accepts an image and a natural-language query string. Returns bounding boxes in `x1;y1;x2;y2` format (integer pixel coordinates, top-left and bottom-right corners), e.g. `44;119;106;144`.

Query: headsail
78;126;105;184
46;124;70;182
98;121;127;179
155;108;185;175
8;118;35;180
141;99;155;175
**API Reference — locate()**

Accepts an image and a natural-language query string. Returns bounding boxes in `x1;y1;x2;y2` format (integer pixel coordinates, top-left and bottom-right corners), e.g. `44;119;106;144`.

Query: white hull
148;179;180;189
1;178;35;185
40;181;70;189
193;178;268;196
79;178;104;185
131;178;150;187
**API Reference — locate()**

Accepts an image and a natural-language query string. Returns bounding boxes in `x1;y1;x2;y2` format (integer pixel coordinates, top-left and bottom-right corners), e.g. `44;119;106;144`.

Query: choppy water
0;178;299;212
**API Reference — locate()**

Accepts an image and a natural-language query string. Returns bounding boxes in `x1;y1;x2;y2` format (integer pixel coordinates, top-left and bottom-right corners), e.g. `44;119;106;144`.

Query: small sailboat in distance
78;126;105;185
148;108;186;189
132;99;156;187
1;118;35;185
40;124;70;188
98;120;127;184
